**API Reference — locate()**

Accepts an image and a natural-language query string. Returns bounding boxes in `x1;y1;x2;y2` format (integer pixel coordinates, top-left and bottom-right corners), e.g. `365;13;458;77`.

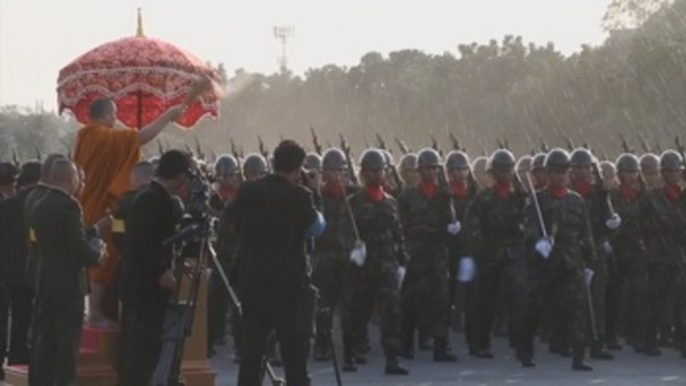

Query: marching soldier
444;150;478;350
640;150;686;358
608;154;656;355
398;148;458;362
569;148;616;360
398;153;419;189
341;148;409;375
639;153;663;190
312;148;356;361
242;153;268;181
208;155;241;357
518;148;596;370
531;152;549;190
471;156;493;190
464;149;528;359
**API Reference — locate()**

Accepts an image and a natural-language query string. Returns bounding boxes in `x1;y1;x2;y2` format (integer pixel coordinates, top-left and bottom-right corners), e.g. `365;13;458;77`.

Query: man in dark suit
234;140;325;386
28;159;105;386
117;150;191;385
0;161;41;368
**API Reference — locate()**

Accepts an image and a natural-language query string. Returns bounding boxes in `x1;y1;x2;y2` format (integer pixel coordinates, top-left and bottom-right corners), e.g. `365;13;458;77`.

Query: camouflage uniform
341;189;408;367
609;186;652;351
464;185;528;355
398;185;452;357
640;187;686;353
519;188;596;365
312;186;356;359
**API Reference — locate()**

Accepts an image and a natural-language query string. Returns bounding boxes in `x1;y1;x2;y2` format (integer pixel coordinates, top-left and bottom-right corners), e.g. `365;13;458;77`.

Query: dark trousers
117;300;166;386
237;289;310;386
28;296;84;386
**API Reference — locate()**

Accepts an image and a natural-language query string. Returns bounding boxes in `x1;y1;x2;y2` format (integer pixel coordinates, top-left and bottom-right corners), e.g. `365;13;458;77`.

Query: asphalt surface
210;333;686;385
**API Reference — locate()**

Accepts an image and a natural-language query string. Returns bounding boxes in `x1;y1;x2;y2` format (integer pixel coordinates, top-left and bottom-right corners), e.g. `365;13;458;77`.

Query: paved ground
210;333;686;385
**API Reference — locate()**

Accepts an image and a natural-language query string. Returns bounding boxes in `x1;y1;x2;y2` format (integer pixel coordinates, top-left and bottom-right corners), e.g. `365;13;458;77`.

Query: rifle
375;133;403;191
12;150;20;168
540;138;549;152
194;136;205;160
310;127;323;156
339;134;360;188
157;139;165;155
619;133;633;154
431;135;444;157
561;133;575;151
638;134;651;153
449;132;462;151
230;139;245;183
34;145;42;162
395;137;410;155
258;136;271;172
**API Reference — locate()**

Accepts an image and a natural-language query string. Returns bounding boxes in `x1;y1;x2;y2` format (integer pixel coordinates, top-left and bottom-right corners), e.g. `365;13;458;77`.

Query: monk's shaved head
131;161;154;190
89;98;115;120
41;154;66;183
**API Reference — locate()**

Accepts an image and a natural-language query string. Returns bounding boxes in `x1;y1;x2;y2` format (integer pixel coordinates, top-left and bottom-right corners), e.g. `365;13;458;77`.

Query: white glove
605;214;621;230
349;240;367;267
458;257;476;283
535;238;553;259
602;241;613;255
584;268;595;287
447;221;462;236
90;237;106;255
397;266;407;288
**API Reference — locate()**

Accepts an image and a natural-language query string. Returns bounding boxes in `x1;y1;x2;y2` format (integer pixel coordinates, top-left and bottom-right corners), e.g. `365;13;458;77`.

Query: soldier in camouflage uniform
311;148;357;361
242;153;268;182
444;150;479;350
208;155;242;358
341;148;409;375
608;153;657;355
531;152;549;190
398;153;419;189
464;149;528;359
518;148;595;370
398;148;458;362
640;150;686;357
472;156;493;191
639;153;663;190
569;148;616;360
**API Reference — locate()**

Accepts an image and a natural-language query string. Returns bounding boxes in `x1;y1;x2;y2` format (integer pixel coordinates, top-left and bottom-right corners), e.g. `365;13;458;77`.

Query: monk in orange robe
74;99;185;325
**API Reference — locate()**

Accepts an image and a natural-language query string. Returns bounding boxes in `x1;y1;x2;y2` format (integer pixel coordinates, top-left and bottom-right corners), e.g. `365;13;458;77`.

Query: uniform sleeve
62;200;101;268
464;194;484;258
299;188;319;233
580;199;598;269
391;199;410;267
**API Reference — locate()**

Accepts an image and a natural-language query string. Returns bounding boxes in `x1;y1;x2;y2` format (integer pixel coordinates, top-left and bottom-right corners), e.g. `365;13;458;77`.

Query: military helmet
322;148;347;170
304;152;322;171
398;153;418;171
487;149;516;171
381;149;395;167
532;152;547;170
445;150;470;170
472;156;488;171
214;154;239;177
243;153;268;175
570;148;595;167
639;153;659;170
417;148;442;168
544;148;571;170
516;155;533;171
659;150;685;170
360;148;386;170
615;153;640;172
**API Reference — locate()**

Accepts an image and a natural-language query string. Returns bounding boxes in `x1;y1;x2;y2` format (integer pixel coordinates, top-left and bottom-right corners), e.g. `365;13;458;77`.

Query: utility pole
273;26;294;74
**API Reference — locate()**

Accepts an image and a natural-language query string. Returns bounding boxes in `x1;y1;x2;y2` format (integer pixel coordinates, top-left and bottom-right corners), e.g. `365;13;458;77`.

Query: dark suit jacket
234;174;317;297
30;188;100;301
125;181;177;314
0;187;33;284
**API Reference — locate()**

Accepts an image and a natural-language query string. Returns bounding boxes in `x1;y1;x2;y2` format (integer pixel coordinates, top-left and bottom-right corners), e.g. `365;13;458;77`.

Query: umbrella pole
137;90;143;130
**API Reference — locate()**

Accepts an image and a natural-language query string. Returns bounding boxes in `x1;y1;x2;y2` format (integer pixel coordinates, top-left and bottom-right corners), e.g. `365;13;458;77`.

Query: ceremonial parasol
57;9;221;129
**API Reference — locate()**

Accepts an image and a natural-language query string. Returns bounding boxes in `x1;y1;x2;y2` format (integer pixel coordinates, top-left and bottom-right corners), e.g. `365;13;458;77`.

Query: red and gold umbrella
57;10;221;129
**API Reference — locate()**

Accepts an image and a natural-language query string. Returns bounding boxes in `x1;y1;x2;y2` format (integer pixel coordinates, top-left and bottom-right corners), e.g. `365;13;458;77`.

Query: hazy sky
0;0;611;109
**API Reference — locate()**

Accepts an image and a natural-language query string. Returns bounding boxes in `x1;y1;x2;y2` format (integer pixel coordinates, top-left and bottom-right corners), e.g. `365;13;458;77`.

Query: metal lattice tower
273;26;294;73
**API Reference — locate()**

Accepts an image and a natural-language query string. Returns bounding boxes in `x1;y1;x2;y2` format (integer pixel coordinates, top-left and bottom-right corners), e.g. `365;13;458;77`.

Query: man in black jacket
235;140;325;386
0;161;41;367
117;150;191;385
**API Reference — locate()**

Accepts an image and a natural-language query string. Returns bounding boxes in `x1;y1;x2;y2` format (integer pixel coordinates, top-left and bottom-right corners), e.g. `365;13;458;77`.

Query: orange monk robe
74;123;141;285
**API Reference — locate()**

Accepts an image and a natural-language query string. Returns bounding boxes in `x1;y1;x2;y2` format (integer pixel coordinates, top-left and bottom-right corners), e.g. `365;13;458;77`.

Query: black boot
385;356;410;375
433;338;457;362
572;346;593;371
342;334;358;372
400;327;415;359
590;341;614;360
313;338;332;362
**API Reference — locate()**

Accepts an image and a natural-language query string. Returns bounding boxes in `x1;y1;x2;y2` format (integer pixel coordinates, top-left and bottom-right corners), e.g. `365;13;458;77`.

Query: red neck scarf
575;180;592;197
218;186;236;200
548;185;568;199
665;184;682;202
495;182;513;200
419;181;438;198
325;181;344;199
451;180;469;199
619;184;638;201
365;186;385;202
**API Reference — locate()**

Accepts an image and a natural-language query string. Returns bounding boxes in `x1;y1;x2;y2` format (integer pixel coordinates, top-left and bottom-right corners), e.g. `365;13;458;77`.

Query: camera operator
234;140;325;386
117;150;192;385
